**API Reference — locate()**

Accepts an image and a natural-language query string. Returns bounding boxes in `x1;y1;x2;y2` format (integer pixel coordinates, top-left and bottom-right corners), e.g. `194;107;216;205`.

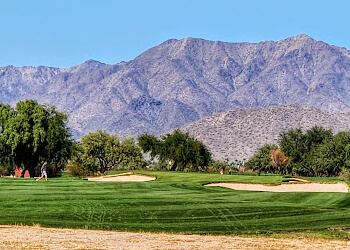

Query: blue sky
1;0;349;68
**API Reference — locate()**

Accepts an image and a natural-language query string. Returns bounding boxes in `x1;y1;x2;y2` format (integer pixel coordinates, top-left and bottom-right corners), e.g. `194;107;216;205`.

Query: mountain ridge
1;34;350;139
180;105;350;161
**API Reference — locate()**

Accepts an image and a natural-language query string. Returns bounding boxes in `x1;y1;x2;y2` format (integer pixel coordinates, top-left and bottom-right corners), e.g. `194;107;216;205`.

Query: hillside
1;35;350;138
181;105;350;161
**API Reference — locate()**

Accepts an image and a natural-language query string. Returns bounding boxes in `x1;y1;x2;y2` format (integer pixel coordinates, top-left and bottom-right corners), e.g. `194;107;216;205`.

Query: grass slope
0;172;349;239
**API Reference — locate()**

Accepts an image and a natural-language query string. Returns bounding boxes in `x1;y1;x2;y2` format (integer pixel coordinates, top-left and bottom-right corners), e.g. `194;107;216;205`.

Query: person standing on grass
36;161;48;181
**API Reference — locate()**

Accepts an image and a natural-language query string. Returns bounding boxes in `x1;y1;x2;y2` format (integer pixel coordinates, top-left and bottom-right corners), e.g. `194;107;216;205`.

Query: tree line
3;100;350;179
246;126;350;177
67;129;212;176
0;100;212;177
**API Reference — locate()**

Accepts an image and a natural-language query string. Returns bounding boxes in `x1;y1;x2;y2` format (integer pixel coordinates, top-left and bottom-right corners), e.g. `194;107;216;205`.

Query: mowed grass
0;171;350;239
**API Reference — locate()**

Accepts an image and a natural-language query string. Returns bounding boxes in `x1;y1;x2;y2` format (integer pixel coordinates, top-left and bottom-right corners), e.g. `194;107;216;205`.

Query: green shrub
207;161;229;173
65;162;84;177
0;164;14;176
339;167;350;181
0;165;6;176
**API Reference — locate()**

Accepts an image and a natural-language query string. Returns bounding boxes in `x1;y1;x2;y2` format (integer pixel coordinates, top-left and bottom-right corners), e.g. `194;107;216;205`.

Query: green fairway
0;171;350;239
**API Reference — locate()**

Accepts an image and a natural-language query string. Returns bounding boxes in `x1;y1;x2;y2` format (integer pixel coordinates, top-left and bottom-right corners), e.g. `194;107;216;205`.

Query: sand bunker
88;172;156;182
205;182;349;193
1;225;349;250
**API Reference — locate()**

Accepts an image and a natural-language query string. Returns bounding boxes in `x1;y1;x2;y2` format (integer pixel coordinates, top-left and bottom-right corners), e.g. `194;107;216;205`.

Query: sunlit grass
0;171;349;239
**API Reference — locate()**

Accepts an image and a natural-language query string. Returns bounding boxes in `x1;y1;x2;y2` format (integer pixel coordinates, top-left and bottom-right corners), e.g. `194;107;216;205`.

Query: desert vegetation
0;101;214;177
138;130;212;172
246;126;350;178
2;100;350;180
69;130;146;176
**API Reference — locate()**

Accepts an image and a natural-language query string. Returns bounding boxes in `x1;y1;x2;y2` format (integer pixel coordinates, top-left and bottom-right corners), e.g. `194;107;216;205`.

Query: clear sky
1;0;349;68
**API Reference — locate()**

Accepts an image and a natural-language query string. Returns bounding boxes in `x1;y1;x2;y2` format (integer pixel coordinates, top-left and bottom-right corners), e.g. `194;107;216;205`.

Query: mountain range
1;34;350;159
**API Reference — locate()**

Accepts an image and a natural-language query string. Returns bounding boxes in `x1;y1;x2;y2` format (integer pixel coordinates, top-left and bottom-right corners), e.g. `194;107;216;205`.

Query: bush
207;161;229;173
65;163;84;177
0;165;6;176
0;163;14;176
339;167;350;181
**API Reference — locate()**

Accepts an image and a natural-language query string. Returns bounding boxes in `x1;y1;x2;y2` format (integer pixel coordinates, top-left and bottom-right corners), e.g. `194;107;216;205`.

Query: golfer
36;161;48;181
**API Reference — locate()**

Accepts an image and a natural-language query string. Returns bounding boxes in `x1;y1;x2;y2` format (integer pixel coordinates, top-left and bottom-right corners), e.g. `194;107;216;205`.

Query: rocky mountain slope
1;34;350;139
181;105;350;161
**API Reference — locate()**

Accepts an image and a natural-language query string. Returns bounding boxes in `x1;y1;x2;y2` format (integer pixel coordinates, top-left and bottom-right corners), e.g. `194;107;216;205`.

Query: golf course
1;171;350;240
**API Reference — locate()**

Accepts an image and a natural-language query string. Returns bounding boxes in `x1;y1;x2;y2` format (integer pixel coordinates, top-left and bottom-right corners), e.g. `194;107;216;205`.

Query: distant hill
1;34;350;138
180;105;350;161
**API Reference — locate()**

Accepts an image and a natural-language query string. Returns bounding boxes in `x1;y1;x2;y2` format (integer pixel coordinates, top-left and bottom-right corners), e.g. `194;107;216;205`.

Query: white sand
88;173;156;182
1;225;349;250
205;182;349;192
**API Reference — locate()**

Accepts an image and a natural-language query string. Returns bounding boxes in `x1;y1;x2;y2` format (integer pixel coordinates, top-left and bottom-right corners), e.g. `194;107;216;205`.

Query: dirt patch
0;225;349;250
87;172;156;182
205;182;349;192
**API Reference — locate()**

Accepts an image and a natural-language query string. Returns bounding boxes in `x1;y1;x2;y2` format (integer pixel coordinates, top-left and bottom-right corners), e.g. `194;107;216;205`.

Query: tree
279;126;334;176
80;130;117;174
0;100;72;177
344;144;350;167
43;105;73;175
0;105;15;174
270;149;290;175
165;130;211;171
113;138;146;170
304;126;333;153
138;133;161;160
279;128;305;165
138;130;212;172
190;138;212;171
312;132;350;176
80;131;146;174
245;144;278;174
